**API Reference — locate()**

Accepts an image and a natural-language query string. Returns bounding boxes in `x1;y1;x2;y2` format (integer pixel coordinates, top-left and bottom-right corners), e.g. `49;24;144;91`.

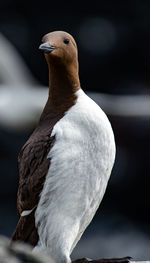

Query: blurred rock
0;235;50;263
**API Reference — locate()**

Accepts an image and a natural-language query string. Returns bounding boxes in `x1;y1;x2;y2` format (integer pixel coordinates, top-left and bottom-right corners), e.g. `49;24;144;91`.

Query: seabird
12;31;128;263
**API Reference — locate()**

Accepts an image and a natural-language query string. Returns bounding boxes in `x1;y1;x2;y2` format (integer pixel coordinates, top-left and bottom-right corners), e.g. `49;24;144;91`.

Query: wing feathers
12;208;38;246
12;130;55;245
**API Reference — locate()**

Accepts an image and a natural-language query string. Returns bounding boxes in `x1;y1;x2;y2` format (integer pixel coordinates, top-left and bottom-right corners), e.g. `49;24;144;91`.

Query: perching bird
12;31;118;263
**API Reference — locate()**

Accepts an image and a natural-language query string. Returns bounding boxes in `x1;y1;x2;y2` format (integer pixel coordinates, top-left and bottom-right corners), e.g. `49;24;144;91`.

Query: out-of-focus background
0;0;150;261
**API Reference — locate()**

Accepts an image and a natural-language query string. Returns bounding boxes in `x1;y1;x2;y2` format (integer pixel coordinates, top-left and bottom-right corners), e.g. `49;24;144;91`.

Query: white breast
34;89;116;262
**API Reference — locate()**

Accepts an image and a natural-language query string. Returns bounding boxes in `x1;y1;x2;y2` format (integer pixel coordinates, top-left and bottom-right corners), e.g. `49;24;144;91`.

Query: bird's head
39;31;78;68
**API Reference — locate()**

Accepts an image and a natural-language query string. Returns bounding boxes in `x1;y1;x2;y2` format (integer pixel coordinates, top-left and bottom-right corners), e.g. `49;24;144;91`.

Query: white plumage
34;89;116;263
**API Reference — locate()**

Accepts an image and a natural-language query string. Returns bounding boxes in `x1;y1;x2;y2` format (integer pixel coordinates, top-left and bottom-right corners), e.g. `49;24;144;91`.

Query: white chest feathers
34;89;116;263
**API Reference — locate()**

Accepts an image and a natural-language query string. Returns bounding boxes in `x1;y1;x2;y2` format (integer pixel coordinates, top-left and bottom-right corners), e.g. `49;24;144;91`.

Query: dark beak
39;42;56;53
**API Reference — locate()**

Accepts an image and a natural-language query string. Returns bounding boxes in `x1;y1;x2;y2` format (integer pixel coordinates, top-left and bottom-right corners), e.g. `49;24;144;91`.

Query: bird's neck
40;63;80;121
49;63;80;104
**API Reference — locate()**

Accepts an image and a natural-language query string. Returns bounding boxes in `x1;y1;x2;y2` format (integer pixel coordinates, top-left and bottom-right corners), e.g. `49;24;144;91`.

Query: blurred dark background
0;0;150;260
2;0;150;94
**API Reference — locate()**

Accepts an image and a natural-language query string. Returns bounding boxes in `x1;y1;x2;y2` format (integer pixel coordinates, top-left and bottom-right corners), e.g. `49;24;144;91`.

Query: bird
12;30;126;263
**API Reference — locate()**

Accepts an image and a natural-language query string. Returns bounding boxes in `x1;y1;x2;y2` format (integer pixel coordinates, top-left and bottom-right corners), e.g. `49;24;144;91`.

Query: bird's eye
64;38;70;44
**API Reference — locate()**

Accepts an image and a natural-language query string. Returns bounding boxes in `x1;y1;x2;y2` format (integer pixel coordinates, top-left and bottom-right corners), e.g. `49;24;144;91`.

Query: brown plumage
12;31;80;246
12;121;55;245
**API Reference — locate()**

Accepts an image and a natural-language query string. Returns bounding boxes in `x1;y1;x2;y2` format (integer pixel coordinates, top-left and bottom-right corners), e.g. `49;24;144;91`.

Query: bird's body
12;31;116;263
34;88;115;261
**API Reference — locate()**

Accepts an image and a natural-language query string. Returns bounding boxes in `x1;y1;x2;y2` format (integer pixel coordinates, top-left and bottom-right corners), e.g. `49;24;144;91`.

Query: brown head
39;31;79;72
39;31;80;112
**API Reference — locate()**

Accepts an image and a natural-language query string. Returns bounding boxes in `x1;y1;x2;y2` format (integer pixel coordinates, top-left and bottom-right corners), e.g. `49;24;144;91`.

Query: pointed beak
39;42;56;54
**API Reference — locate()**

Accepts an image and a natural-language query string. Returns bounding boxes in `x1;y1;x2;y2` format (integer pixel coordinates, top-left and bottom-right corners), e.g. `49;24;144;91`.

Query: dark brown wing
11;209;39;246
12;123;55;246
17;134;54;214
